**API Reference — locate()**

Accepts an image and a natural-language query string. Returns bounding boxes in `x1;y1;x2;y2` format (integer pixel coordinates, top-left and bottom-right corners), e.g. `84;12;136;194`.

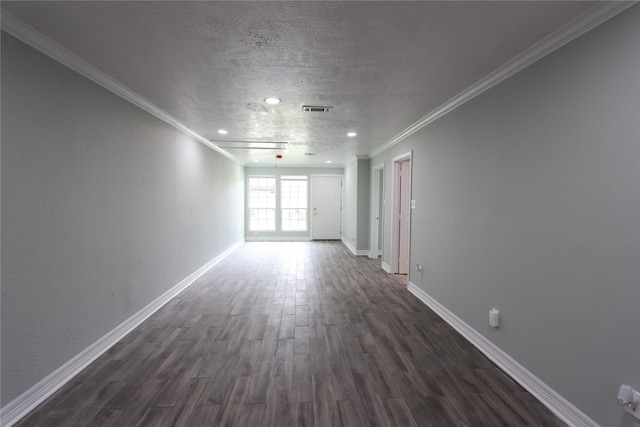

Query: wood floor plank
352;372;394;427
337;399;373;427
111;378;167;426
13;241;565;427
263;375;292;427
273;339;294;377
214;376;252;427
178;404;221;427
385;398;418;427
372;335;407;373
289;402;316;427
279;313;296;340
292;354;313;403
312;374;342;427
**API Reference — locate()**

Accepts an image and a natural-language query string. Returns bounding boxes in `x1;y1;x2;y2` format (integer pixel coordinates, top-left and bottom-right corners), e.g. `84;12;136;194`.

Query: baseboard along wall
0;239;245;427
407;282;598;427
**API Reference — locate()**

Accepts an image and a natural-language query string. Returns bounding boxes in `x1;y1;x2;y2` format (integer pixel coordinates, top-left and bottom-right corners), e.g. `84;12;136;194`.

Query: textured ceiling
3;1;597;166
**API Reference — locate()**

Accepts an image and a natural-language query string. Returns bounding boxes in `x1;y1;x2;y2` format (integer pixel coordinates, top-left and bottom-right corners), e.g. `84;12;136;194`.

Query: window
248;176;276;230
281;176;308;231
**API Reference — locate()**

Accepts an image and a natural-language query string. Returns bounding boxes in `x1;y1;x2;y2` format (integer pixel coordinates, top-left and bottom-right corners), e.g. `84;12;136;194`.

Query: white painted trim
0;10;240;165
340;237;368;256
390;152;412;275
341;236;358;255
0;240;244;427
245;236;312;242
369;163;384;260
381;262;391;273
407;282;599;427
369;1;637;158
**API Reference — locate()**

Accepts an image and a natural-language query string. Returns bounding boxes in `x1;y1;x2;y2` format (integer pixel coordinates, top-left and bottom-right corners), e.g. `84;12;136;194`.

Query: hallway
16;242;563;426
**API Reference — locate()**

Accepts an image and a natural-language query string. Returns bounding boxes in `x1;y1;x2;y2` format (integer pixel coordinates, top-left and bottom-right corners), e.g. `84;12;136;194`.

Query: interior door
312;176;342;240
397;160;411;274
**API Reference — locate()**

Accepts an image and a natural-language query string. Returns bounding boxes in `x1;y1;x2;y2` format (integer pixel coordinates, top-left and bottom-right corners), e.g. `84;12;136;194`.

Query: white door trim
390;152;412;274
369;163;384;259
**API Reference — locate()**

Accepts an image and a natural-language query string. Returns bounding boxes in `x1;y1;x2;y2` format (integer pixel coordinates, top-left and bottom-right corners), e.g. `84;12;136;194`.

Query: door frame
369;163;384;259
390;152;412;274
310;174;344;240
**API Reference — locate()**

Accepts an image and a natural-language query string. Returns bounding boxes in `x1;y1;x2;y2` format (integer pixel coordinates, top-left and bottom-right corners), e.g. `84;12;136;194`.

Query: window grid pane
281;177;308;231
249;176;276;231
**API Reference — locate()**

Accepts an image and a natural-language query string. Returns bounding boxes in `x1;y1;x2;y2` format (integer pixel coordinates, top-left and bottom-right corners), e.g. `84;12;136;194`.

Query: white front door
312;175;342;240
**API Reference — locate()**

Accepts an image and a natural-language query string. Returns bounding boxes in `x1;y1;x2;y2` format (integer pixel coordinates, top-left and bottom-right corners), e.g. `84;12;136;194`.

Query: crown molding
370;1;637;158
1;9;242;165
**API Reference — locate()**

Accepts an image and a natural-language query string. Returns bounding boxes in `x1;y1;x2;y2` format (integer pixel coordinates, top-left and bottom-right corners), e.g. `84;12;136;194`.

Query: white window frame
280;175;308;231
248;176;276;231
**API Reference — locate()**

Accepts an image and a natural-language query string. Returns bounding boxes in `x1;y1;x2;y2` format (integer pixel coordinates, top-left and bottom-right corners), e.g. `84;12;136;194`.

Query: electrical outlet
489;309;500;328
626;390;640;420
618;385;640;420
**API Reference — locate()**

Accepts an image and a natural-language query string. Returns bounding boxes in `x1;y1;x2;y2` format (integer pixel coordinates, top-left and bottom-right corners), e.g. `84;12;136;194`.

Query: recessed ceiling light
347;132;357;137
217;129;228;135
265;97;281;105
326;160;332;164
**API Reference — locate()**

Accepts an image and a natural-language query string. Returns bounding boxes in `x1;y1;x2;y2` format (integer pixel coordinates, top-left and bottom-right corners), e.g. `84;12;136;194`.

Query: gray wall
343;160;358;247
356;158;370;251
343;157;370;252
1;34;245;405
372;6;639;426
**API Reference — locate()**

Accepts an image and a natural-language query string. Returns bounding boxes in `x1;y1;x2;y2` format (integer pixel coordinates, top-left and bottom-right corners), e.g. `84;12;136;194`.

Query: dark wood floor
16;241;564;427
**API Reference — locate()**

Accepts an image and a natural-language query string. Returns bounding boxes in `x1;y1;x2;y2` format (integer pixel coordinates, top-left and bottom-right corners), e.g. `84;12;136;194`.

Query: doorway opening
391;152;412;276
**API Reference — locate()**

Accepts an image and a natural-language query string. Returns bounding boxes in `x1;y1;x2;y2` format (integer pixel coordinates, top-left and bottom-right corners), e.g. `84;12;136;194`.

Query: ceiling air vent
302;105;333;113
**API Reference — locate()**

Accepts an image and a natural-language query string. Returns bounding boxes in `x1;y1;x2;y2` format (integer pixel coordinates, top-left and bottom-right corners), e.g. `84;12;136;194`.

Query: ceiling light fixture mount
218;141;288;150
302;105;333;113
265;97;281;105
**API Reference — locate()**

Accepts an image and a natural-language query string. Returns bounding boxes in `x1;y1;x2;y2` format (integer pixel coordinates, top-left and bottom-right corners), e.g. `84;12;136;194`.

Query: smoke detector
302;105;333;113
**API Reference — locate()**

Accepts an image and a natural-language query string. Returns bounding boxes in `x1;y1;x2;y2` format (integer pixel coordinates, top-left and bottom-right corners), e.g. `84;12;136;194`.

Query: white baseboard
244;236;312;242
340;237;369;256
381;261;391;273
341;237;357;255
0;239;244;427
407;282;598;427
